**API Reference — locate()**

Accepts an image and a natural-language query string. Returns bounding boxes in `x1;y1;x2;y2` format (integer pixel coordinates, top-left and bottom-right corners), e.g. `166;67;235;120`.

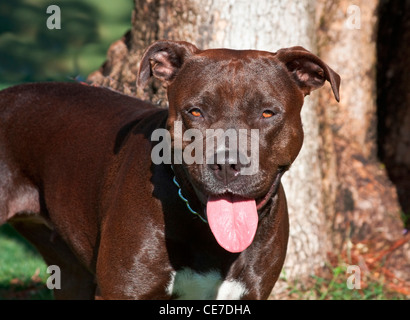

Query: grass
0;224;52;300
273;244;410;300
282;266;403;300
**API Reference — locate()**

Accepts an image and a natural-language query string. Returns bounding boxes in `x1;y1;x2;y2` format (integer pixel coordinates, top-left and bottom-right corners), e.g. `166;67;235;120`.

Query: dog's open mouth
204;169;286;253
207;194;258;253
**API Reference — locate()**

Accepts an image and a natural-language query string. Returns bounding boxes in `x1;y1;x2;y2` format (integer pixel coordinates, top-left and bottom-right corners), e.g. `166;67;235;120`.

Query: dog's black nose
208;151;244;185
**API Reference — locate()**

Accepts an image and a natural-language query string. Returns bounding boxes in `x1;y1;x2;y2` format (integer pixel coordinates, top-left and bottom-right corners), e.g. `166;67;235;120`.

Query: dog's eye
189;108;202;118
262;110;275;118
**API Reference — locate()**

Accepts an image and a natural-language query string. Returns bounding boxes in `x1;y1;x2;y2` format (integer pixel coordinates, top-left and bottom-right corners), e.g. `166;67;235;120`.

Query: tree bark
88;0;409;290
316;0;409;282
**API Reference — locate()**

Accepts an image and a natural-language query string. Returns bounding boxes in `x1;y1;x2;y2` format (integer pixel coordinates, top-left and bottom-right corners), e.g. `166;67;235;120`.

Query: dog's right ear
137;40;199;88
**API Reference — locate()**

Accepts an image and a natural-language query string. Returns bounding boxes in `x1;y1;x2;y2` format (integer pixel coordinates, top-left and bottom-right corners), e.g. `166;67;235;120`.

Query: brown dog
0;40;339;299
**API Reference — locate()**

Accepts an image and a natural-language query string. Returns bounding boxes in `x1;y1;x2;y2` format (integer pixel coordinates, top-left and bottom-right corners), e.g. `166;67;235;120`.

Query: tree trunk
88;0;409;291
316;0;409;282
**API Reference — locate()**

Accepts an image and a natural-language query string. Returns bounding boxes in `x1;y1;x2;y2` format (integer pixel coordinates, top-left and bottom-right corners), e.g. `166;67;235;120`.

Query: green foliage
0;0;132;84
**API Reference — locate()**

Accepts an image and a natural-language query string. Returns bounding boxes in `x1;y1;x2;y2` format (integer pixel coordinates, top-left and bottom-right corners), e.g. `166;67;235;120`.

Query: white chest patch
166;268;248;300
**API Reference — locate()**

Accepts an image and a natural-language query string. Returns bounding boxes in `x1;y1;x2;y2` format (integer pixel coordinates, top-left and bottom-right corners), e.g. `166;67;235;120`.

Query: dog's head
138;40;340;252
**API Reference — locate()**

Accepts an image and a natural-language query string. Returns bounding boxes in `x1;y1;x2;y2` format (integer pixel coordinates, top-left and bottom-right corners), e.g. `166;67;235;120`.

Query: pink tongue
207;195;258;253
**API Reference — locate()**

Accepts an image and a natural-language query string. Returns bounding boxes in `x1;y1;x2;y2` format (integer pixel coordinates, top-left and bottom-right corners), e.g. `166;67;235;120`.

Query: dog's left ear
276;46;340;102
137;40;200;88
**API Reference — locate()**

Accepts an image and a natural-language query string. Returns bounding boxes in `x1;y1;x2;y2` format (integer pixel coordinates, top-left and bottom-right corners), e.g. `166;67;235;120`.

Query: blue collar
171;166;208;224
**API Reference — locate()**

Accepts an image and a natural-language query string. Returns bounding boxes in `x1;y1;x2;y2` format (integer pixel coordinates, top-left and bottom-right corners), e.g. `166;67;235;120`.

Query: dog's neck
170;163;208;223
